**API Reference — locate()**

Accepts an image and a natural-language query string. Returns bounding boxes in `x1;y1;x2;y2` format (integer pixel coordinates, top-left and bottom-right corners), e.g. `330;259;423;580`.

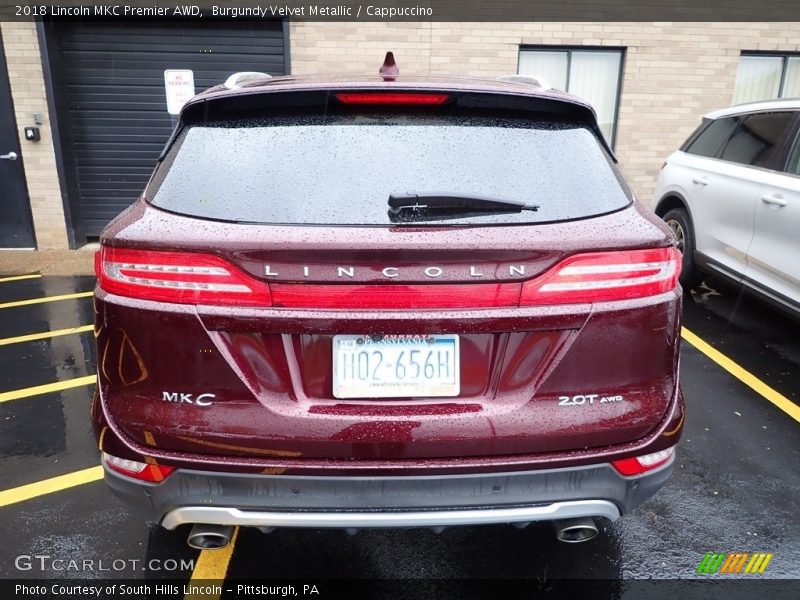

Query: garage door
43;20;288;242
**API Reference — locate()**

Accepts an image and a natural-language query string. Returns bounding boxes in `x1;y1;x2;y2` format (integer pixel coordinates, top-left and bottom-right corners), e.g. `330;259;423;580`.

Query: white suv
653;99;800;317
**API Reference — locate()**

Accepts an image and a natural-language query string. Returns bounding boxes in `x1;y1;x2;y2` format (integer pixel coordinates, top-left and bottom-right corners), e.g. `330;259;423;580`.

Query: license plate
332;334;460;399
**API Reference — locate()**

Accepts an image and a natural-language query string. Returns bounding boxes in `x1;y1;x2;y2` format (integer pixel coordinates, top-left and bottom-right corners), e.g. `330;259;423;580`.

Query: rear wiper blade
388;192;539;215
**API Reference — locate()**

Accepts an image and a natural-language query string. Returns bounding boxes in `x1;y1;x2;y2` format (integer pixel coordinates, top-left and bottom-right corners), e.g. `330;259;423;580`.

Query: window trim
778;113;800;176
737;51;800;100
517;45;626;148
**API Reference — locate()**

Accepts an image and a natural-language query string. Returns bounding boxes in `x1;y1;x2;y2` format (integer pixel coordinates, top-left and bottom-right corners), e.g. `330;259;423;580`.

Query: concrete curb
0;245;97;277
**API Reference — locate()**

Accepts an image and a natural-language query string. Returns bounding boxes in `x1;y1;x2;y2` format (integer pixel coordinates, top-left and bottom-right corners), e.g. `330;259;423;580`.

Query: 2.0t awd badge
558;394;625;406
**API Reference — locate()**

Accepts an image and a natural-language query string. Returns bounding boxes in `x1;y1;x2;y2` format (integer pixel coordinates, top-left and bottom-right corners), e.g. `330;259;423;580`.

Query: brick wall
1;21;68;249
291;21;800;204
3;21;800;249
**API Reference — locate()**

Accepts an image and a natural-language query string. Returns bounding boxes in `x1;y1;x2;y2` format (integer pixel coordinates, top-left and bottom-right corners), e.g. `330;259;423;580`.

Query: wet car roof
190;73;590;111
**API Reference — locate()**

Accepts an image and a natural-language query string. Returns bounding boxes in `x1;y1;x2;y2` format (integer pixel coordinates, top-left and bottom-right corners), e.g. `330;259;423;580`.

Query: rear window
147;115;631;226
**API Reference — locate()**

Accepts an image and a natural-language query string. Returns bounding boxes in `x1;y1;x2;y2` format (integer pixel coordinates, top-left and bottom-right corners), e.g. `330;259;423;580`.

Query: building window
732;53;800;105
518;47;624;147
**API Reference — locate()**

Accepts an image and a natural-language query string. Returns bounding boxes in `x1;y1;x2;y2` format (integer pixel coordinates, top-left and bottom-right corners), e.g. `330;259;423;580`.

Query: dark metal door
44;20;288;241
0;36;35;248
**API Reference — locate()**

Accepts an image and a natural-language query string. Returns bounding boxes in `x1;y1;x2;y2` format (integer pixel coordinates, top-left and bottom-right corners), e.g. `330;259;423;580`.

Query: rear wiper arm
388;192;539;215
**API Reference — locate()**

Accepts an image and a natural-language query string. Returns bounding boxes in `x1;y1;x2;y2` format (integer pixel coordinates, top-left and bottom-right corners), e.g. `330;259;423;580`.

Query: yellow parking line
682;327;800;423
184;527;240;600
0;465;104;508
0;290;93;310
0;374;96;404
0;274;41;284
0;324;94;346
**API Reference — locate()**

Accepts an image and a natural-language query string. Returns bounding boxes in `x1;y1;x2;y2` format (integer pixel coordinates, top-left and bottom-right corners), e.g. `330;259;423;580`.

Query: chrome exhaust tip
553;518;599;543
187;524;234;550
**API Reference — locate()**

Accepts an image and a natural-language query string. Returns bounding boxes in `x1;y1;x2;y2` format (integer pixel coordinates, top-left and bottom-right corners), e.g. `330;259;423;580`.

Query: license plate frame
332;334;460;399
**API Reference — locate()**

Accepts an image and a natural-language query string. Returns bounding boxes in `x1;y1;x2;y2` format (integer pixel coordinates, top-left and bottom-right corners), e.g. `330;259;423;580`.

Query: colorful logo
697;552;773;574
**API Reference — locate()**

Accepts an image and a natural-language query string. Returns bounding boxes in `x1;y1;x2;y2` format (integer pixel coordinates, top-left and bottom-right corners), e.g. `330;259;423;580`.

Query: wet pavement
0;274;797;594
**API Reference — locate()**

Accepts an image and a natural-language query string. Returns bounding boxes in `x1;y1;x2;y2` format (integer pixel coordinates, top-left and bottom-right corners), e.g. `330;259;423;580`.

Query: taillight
520;247;681;305
335;92;450;105
612;447;675;476
103;452;174;482
96;246;271;306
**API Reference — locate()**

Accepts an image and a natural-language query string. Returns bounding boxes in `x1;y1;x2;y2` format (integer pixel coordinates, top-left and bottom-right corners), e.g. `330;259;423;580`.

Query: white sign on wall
164;69;195;115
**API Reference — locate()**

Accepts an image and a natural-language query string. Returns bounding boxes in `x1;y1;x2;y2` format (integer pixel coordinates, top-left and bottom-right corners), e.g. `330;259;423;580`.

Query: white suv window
684;117;739;158
718;112;795;168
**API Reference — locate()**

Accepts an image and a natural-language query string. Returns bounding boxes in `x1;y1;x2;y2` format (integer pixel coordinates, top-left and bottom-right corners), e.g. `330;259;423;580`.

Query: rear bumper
162;501;620;530
103;455;674;529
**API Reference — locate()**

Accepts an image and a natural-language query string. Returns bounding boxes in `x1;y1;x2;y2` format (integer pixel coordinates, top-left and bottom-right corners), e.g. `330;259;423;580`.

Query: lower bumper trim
160;500;620;530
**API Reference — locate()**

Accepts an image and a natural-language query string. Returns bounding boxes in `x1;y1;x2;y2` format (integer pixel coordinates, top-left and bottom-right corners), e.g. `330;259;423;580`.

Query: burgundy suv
92;57;684;549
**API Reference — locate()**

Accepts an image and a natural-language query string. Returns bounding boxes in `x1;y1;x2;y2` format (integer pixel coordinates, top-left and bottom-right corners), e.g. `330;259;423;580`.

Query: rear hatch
97;86;681;462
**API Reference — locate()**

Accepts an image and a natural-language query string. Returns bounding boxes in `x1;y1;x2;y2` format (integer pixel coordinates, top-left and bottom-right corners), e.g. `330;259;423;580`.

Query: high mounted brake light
519;247;681;305
96;247;271;307
334;92;451;105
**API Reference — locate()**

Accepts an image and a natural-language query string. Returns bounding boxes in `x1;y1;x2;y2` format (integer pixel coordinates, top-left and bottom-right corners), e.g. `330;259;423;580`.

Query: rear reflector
612;447;675;476
96;247;271;306
335;92;450;105
103;452;174;482
520;247;681;305
270;282;521;309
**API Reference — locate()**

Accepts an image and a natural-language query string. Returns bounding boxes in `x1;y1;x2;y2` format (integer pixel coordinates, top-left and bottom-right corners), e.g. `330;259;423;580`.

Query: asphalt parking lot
0;273;797;597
